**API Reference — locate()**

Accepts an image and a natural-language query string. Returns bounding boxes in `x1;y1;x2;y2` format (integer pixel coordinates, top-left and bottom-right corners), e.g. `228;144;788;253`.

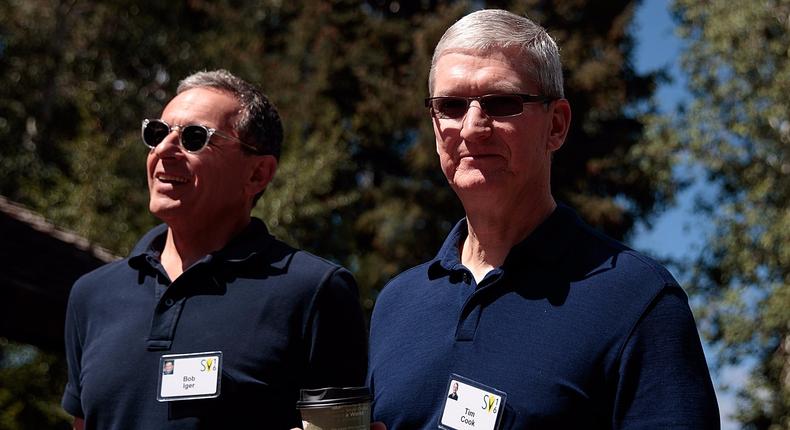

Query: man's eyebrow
433;85;528;97
489;83;531;94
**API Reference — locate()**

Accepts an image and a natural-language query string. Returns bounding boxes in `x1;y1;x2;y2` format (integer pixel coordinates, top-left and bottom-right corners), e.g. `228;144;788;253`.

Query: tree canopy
0;0;667;301
0;0;669;426
656;0;789;427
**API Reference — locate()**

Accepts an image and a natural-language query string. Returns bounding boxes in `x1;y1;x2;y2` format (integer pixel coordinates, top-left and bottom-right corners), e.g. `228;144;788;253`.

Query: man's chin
451;175;504;192
149;199;184;222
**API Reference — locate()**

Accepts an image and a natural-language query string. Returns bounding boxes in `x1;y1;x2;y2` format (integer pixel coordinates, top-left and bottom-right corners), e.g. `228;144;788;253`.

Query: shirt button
463;273;470;284
164;298;175;307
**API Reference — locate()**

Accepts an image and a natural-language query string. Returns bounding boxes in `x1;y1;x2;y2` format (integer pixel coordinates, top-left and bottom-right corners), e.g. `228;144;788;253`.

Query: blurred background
0;0;787;428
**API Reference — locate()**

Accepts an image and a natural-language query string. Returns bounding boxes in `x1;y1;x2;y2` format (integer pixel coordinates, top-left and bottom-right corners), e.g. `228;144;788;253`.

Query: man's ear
547;99;571;153
246;155;277;197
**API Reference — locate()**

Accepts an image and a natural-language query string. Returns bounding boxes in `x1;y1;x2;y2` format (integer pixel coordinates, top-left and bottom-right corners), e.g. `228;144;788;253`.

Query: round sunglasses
141;119;260;153
425;93;555;119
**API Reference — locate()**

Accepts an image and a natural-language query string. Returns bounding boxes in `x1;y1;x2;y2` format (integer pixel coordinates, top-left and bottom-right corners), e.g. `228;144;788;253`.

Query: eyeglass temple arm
212;129;262;153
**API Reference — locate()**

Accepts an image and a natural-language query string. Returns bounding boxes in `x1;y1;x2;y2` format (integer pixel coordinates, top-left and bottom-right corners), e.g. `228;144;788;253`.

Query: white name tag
439;374;507;430
157;351;222;402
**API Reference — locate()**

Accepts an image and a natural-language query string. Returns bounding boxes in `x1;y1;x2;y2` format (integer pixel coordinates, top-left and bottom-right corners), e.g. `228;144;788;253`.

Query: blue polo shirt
62;218;367;429
368;205;719;429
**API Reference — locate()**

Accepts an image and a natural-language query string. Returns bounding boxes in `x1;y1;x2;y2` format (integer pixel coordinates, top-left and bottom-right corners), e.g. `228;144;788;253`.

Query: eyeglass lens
431;95;527;119
142;120;209;152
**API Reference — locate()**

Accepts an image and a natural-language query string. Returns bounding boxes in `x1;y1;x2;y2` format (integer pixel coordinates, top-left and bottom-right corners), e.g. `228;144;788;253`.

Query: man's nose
459;101;493;142
153;130;182;156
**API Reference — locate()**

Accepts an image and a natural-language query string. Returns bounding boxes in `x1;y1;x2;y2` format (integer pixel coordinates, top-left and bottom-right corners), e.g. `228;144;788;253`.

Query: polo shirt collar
429;203;581;275
503;204;579;270
129;217;278;268
213;218;275;263
433;219;468;272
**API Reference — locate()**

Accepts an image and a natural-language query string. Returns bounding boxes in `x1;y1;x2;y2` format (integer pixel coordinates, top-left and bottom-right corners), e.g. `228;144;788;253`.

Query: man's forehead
433;51;533;94
437;44;524;59
441;44;530;65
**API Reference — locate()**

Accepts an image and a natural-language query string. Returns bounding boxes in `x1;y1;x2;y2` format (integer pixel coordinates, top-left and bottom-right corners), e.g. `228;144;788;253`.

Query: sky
631;0;701;261
630;1;740;428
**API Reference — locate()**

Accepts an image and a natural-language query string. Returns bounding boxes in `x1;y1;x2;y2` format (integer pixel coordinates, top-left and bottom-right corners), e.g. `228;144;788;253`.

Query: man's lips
460;153;501;160
154;173;190;184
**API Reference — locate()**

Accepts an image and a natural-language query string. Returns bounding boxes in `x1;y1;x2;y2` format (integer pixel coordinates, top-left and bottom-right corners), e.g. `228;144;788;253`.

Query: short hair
177;69;283;160
177;69;282;204
428;9;564;99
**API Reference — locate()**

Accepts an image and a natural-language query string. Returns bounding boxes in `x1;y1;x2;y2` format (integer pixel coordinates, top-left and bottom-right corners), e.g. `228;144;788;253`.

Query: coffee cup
297;386;372;430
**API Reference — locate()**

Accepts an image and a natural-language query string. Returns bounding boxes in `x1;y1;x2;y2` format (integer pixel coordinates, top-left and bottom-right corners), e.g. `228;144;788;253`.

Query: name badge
439;374;507;430
157;351;222;402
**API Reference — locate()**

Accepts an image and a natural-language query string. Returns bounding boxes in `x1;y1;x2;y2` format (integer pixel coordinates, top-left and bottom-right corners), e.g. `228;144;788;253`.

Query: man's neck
160;215;251;281
460;194;556;283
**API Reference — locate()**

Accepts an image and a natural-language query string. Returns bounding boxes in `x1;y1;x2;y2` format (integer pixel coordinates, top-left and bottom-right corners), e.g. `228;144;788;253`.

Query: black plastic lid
296;387;372;408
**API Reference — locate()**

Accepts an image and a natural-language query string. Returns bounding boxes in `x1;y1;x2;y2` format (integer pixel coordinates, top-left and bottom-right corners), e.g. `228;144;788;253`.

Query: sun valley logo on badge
482;394;499;414
200;358;217;372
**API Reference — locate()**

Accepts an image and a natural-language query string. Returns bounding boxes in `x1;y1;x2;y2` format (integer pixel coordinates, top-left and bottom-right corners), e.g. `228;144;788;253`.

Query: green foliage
0;0;667;293
496;0;673;238
1;0;667;425
0;339;70;429
657;0;790;427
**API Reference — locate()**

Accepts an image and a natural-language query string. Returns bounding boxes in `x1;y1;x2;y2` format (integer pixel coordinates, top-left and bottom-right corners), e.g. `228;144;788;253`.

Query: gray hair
428;9;564;99
177;69;283;160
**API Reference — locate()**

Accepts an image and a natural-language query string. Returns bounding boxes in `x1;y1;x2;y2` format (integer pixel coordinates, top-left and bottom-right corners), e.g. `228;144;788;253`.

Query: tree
252;0;671;300
488;0;673;239
657;1;789;427
1;0;670;306
0;339;70;430
0;0;668;426
0;0;666;305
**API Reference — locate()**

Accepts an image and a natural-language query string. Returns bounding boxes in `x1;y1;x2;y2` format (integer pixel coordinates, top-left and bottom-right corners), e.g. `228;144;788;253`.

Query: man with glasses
367;10;719;429
62;69;367;429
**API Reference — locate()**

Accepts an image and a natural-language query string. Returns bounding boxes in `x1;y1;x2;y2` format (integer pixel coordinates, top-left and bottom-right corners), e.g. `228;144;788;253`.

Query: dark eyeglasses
141;119;260;153
425;93;555;119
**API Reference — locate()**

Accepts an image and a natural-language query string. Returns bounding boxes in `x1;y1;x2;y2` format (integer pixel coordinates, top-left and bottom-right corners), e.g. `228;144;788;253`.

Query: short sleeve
303;268;368;388
614;286;720;429
61;285;85;418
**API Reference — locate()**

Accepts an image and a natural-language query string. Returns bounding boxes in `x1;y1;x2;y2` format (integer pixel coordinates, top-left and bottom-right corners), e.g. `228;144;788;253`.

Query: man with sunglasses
62;70;367;429
367;9;719;429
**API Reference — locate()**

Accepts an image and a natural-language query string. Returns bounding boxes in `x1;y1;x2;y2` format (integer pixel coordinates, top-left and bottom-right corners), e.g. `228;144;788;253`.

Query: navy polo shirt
62;218;367;429
368;205;719;429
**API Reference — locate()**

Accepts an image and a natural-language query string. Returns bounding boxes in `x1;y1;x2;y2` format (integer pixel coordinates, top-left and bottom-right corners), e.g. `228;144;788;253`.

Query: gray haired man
367;10;719;429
